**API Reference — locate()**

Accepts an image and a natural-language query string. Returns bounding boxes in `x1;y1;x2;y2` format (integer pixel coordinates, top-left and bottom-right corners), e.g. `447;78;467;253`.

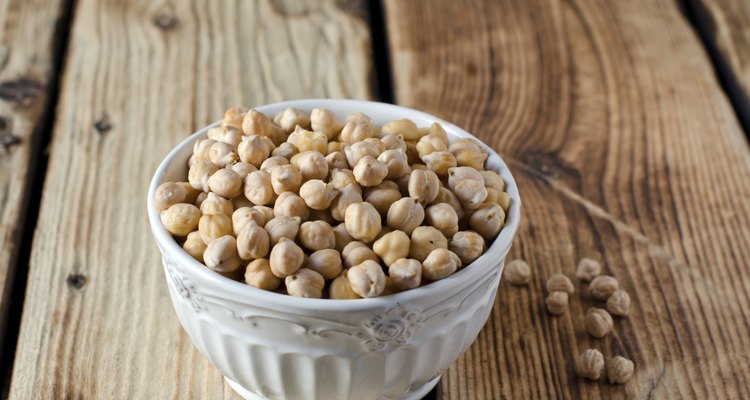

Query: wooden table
1;0;750;398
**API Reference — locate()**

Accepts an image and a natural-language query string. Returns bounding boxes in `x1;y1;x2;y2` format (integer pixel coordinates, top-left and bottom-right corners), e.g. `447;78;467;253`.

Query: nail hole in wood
153;13;178;30
67;273;87;289
93;113;112;134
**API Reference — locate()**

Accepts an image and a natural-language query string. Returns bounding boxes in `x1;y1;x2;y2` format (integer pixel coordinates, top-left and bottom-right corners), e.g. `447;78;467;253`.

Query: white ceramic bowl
147;99;521;400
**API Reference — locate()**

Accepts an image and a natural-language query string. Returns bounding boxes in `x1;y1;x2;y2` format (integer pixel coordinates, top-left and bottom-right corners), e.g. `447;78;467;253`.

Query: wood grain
8;0;372;398
685;0;750;125
0;0;67;350
385;0;750;398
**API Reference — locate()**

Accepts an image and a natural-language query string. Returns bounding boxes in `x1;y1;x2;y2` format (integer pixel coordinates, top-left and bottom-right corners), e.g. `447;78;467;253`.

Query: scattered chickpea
285;269;325;298
386;197;424;235
546;291;569;315
449;231;485;264
161;203;201;236
264;216;302;245
546;273;575;294
299;220;335;251
425;203;459;238
348;260;386;298
607;356;634;384
409;226;448;262
345;202;381;243
584;308;614;338
408;169;440;205
306;249;343;280
329;269;361;299
244;258;281;291
208;168;243;198
236;220;270;260
606;290;631;317
200;192;233;217
576;349;605;380
501;260;530;286
589;275;619;300
422;248;462;281
269;237;305;278
274;192;310;221
188;160;219;192
576;258;602;282
204;235;242;273
182;231;207;262
372;230;411;267
310;108;343;140
299;179;338;210
388;258;422;290
244;171;275;206
469;202;505;240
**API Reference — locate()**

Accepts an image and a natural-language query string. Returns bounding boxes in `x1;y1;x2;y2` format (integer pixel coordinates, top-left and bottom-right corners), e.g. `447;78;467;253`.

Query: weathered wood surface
686;0;750;125
0;0;67;351
9;0;373;398
385;0;750;398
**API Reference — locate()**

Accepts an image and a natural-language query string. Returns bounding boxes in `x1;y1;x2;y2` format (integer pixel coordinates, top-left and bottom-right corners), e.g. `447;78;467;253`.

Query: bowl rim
147;99;521;312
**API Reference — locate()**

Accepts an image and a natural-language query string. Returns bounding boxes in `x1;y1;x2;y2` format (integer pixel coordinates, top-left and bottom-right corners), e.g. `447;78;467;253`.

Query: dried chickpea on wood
154;107;512;299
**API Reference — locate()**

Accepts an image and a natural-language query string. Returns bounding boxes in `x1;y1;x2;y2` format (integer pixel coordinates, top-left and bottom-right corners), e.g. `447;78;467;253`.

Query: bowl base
224;375;442;400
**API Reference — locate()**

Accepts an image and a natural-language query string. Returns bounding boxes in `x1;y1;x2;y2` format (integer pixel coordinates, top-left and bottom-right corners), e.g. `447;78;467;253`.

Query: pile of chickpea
154;107;510;299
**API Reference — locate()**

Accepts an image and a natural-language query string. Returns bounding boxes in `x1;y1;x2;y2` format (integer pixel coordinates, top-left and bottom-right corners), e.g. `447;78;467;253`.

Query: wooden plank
685;0;750;126
0;0;67;349
9;0;373;398
385;0;750;398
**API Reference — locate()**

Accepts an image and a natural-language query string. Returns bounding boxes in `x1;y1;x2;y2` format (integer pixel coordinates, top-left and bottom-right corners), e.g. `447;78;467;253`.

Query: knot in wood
0;78;43;107
66;273;87;289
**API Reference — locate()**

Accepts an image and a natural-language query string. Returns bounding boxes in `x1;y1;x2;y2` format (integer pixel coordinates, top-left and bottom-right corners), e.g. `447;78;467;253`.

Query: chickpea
283;268;324;298
330;169;361;194
345;202;382;243
326;151;349;170
329;269;361;299
193;138;216;162
425;203;459;238
194;192;208;208
449;231;485;264
307;249;343;280
576;349;605;380
404;140;421;165
421;151;457;176
177;182;200;204
154;182;189;211
299;179;338;210
422;248;462;281
409;226;448;262
364;137;386;152
199;192;233;217
381;119;419;141
333;223;354;252
207;168;242;198
188;160;219;192
271;142;299;159
264;215;302;245
161;203;201;236
364;181;402;216
450;138;488;170
416;134;448;158
590;275;619;300
310;108;343;139
447;166;484;187
342;241;380;268
486;187;511;212
408;169;440;205
330;183;363;222
222;107;246;129
340;119;373;144
260;156;290;173
546;291;569;315
469;202;506;240
198;213;232;244
427;123;449;145
253;205;275;222
299;220;335;251
244;170;275;206
236;220;270;260
584;308;614;338
607;356;635;384
204;235;242;273
372;230;410;267
274;192;310;221
389;258;422;290
207;125;243;147
242;109;274;137
232;207;267;235
378;149;411;179
479;170;504;191
453;179;488;211
327;141;343;154
308;208;335;225
290;151;328;181
431;186;465;220
344;141;381;168
238;135;275;167
229;161;257;180
386;197;424;235
353;156;388;187
380;133;407;152
244;258;281;291
273;107;310;133
208;141;239;168
271;164;302;194
287;127;327;154
269;237;305;278
348;260;386;298
232;196;253;210
182;231;207;262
